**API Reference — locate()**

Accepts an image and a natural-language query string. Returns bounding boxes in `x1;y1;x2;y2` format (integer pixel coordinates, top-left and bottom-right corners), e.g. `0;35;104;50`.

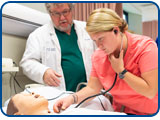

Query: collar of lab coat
47;20;85;53
47;20;85;35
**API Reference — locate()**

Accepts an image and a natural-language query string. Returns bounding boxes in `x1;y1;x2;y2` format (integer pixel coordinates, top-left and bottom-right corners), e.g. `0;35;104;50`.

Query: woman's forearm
75;86;99;104
75;77;103;104
123;69;158;99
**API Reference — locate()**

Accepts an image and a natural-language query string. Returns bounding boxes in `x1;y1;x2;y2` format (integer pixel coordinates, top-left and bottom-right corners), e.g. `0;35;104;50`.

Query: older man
20;3;95;92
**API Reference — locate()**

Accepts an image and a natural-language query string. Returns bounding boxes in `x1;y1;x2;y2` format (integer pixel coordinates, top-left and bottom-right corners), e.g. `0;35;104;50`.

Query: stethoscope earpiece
114;30;118;34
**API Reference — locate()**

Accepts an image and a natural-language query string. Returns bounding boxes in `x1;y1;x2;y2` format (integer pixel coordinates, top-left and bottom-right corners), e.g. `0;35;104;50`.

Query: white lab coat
20;20;96;91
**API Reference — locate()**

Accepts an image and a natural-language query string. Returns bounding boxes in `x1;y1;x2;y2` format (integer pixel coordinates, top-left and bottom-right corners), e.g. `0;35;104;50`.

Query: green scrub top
55;24;87;92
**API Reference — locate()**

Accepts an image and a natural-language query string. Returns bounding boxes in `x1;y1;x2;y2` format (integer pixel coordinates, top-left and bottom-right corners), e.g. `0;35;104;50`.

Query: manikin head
7;93;54;115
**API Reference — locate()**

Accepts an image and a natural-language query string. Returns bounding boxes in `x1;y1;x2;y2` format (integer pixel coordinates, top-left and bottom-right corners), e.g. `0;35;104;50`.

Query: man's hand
108;50;125;73
43;68;61;86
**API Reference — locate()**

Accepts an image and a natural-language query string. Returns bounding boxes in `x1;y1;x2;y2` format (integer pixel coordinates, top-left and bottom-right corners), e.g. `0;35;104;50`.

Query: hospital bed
3;84;126;115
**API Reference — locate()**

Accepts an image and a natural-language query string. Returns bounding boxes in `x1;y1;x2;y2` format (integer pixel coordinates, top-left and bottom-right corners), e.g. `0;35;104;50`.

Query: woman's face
13;93;48;114
90;31;120;55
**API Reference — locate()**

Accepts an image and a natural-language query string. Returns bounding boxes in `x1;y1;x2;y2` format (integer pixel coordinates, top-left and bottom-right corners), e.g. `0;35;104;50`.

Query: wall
128;13;142;34
142;5;158;40
123;3;158;35
2;33;37;106
19;3;47;13
142;5;158;22
2;3;47;106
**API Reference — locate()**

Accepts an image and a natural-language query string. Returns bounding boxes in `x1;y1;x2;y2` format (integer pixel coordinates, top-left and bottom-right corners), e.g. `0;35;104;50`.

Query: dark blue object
156;37;158;47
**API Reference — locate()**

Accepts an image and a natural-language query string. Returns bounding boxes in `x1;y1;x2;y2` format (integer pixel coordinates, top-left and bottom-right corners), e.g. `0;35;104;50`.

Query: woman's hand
108;50;124;73
53;95;74;113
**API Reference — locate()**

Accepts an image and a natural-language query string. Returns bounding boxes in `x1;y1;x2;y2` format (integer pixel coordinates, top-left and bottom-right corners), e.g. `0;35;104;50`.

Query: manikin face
50;3;73;32
13;93;48;115
90;30;120;55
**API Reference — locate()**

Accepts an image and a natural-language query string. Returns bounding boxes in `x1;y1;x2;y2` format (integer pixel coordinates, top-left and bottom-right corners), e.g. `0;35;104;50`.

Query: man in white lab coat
20;3;95;92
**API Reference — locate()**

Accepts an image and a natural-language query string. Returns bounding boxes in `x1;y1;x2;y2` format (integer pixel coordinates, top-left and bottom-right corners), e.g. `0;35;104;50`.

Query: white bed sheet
3;84;126;115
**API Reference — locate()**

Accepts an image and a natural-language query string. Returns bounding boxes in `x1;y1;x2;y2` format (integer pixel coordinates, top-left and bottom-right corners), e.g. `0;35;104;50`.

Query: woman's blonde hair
86;8;128;34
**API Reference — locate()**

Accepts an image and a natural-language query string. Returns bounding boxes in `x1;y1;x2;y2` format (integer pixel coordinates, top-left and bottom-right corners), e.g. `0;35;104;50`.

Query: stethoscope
25;87;73;101
75;33;123;108
75;73;117;108
24;34;123;109
24;74;117;109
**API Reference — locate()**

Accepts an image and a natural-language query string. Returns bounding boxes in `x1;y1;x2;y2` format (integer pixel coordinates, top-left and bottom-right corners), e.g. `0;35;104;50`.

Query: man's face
13;93;48;115
50;3;73;32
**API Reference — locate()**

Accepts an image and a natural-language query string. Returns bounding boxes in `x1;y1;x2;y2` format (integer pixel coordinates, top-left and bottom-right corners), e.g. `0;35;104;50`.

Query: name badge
46;48;56;51
85;38;91;41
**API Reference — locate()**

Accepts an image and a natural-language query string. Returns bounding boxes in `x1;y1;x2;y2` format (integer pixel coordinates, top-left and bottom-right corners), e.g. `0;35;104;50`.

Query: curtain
73;3;123;21
143;20;158;41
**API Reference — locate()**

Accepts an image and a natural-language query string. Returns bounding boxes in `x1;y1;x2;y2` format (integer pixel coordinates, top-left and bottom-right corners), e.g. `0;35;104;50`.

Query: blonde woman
53;8;158;115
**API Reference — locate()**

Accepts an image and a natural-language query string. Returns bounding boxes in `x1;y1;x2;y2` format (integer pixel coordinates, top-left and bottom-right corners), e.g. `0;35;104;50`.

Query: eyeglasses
50;9;71;18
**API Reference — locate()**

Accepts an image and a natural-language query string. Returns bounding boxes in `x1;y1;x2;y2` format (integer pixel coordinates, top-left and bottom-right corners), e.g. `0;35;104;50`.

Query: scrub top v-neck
55;24;87;92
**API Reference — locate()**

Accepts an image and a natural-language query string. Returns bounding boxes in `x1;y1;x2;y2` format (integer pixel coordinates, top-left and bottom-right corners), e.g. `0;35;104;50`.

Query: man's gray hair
45;3;75;13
